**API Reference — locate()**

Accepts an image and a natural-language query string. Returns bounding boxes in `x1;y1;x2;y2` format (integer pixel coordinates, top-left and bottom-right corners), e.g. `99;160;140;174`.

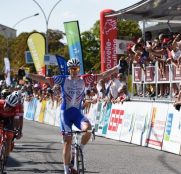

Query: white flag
4;57;11;86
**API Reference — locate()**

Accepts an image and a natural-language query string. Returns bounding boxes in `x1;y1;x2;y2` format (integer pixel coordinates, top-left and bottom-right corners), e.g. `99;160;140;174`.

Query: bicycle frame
69;129;95;174
0;120;17;174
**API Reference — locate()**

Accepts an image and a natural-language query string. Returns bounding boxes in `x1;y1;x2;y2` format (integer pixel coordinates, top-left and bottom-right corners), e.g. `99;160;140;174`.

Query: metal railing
131;62;181;102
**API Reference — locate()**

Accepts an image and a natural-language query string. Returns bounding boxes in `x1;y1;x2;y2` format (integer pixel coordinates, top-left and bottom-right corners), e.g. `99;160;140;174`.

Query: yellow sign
27;32;45;75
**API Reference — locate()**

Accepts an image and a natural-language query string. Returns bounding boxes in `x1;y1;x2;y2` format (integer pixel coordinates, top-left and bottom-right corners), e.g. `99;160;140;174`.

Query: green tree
117;19;142;40
0;35;8;70
81;30;100;73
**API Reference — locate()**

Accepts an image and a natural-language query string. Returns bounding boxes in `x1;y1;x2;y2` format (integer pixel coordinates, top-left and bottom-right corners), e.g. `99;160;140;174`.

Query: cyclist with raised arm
27;58;120;174
0;91;24;157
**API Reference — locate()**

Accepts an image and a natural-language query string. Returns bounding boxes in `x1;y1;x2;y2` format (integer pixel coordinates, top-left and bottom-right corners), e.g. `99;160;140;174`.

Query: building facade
0;24;16;39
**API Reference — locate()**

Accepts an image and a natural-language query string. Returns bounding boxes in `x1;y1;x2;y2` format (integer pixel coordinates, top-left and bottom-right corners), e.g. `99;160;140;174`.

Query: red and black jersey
0;100;24;118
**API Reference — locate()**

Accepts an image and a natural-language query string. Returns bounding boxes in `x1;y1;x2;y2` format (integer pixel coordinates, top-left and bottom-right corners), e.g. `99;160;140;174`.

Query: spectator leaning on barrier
26;58;121;174
107;74;122;100
96;79;106;99
114;85;128;104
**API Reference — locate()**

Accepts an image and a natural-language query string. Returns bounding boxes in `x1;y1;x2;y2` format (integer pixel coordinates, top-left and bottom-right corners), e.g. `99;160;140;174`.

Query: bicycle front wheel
75;146;84;174
0;142;7;174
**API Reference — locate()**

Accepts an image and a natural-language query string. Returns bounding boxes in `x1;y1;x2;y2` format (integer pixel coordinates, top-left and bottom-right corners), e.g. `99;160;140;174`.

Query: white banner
119;102;134;143
44;100;56;125
54;104;61;127
162;104;181;154
34;100;42;122
147;103;168;150
131;102;153;146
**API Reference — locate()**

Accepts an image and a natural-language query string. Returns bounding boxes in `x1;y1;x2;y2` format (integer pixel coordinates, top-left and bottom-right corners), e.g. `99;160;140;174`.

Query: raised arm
97;64;119;81
27;73;54;87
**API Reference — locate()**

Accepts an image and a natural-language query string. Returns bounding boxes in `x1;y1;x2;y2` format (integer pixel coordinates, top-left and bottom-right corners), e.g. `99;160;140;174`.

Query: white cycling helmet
5;93;19;107
12;91;21;100
67;58;80;67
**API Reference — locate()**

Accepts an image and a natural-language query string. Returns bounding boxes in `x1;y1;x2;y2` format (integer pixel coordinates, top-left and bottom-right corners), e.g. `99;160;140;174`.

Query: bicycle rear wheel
75;146;84;174
0;142;7;174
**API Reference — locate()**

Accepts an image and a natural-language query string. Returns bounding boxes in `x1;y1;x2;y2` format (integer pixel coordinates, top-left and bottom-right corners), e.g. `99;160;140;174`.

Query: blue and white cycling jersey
52;74;97;110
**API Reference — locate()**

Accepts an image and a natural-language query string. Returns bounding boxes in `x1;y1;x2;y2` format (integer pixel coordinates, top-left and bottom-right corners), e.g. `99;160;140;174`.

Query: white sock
64;165;70;174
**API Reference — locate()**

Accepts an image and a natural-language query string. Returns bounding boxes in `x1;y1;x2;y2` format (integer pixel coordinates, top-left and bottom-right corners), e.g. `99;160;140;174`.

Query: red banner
145;66;155;82
100;9;118;72
157;65;169;82
172;66;181;81
134;66;142;82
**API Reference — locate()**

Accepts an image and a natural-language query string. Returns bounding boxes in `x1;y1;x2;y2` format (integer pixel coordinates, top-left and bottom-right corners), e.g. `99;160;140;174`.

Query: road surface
6;119;181;174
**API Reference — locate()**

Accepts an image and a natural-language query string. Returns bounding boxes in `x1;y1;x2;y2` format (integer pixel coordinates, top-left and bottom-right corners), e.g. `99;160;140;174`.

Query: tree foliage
0;19;141;75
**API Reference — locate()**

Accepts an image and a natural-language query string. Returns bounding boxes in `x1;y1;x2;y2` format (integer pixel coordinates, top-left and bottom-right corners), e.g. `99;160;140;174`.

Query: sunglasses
69;67;80;71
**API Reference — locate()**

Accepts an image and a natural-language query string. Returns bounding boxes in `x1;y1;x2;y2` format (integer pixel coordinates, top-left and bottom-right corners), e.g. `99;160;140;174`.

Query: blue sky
0;0;140;35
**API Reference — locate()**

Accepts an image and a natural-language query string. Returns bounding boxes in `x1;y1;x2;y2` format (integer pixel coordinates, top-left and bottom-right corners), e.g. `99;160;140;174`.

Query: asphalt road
5;119;181;174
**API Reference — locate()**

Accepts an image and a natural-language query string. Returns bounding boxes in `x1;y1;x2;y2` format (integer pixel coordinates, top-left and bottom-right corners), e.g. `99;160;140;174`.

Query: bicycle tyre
76;146;84;174
0;142;7;174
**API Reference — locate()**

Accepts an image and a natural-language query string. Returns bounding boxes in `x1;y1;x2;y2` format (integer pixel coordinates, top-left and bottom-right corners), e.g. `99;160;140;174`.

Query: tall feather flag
64;21;84;74
27;32;46;75
56;55;68;75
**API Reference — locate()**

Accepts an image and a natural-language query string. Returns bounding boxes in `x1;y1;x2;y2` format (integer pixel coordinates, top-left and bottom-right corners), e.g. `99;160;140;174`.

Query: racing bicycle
69;128;95;174
0;120;18;174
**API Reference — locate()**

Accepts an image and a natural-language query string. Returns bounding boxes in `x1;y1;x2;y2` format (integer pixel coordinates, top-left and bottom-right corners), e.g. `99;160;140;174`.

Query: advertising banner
44;99;56;125
119;102;135;143
106;103;124;140
172;66;181;81
38;100;47;123
145;66;155;83
157;65;169;82
102;103;112;135
96;102;109;136
100;9;118;72
147;103;168;150
24;98;37;121
162;104;181;154
133;66;142;82
34;100;42;122
86;102;99;127
27;32;46;75
131;102;153;146
54;102;61;127
64;21;84;74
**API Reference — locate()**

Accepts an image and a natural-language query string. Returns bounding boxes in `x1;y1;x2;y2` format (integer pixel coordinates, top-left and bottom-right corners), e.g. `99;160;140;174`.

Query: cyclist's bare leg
62;135;72;172
6;138;12;156
80;122;92;145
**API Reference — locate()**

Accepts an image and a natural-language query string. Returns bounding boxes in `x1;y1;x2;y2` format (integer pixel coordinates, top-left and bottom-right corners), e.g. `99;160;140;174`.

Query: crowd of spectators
1;31;181;112
126;31;181;98
0;67;130;114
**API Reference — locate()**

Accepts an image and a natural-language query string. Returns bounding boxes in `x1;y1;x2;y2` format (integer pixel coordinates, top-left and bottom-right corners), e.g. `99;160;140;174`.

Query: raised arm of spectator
97;65;119;81
172;34;180;51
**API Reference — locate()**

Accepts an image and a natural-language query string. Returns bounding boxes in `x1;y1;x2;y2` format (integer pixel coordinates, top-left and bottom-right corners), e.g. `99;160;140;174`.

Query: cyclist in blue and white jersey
27;58;121;174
